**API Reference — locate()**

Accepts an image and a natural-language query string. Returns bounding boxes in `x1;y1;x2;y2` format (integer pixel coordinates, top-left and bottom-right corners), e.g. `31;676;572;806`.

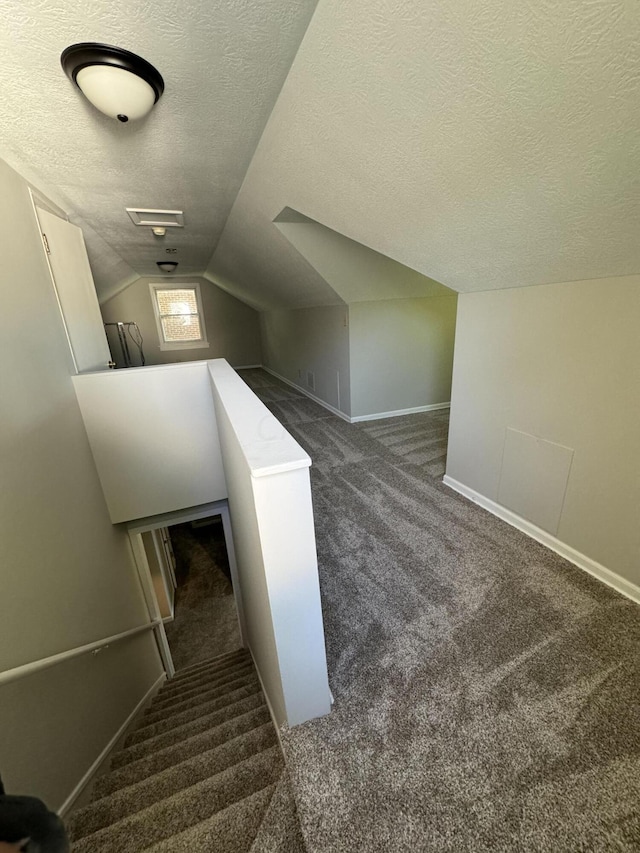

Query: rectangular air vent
126;208;184;227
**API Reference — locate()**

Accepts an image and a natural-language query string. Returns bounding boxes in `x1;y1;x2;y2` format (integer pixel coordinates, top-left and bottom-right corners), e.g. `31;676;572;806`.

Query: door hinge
42;233;51;255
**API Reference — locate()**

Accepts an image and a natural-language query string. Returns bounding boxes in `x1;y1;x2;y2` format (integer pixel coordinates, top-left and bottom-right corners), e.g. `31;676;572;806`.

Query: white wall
446;276;640;588
101;275;262;368
261;305;351;416
349;296;458;418
0;156;162;810
209;360;332;727
73;362;227;523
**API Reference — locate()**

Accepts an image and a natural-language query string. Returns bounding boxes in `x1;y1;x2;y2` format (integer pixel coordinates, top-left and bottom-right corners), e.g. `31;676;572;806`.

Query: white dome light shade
76;65;156;121
61;43;164;123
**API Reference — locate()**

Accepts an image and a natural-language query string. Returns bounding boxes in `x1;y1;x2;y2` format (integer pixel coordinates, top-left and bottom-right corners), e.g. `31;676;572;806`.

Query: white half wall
349;297;457;418
209;360;332;727
72;362;227;523
446;276;640;588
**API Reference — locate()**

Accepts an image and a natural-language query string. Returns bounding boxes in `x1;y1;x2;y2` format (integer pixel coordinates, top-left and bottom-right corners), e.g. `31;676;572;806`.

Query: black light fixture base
61;43;164;103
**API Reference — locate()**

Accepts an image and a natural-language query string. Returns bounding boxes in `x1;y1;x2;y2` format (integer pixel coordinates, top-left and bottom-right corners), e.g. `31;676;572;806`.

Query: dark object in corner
0;775;69;853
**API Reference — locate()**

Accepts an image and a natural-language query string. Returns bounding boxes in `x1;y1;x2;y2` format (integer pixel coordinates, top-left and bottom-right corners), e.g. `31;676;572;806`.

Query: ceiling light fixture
157;261;178;273
152;227;166;237
61;43;164;123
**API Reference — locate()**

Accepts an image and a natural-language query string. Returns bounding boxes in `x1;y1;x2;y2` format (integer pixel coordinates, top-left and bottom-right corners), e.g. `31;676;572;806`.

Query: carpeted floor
164;522;242;672
239;368;640;852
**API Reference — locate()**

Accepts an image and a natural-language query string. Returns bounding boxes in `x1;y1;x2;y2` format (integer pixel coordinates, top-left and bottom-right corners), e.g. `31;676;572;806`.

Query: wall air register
126;208;184;227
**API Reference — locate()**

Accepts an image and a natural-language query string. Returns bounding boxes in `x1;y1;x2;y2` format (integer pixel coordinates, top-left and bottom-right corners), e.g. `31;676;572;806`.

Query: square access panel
126;208;184;227
497;428;574;536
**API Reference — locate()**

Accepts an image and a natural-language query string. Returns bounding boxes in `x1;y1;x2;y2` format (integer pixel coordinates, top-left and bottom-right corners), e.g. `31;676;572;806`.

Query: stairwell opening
162;517;243;672
128;500;247;680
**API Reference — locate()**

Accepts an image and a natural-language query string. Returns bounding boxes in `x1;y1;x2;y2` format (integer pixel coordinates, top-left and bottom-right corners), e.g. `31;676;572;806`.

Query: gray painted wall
275;214;452;303
101;276;262;368
349;297;457;418
261;305;351;416
446;276;640;586
260;297;457;419
0;157;163;810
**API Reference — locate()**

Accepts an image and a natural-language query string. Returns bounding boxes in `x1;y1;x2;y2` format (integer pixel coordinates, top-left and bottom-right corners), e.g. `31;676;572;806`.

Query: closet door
36;206;112;373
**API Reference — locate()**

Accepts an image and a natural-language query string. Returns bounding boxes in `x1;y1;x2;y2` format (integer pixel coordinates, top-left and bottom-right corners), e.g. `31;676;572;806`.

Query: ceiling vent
126;208;184;227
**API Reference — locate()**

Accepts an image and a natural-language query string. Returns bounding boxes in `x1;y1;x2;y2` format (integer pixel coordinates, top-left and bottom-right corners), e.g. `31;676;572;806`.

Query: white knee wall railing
71;358;332;728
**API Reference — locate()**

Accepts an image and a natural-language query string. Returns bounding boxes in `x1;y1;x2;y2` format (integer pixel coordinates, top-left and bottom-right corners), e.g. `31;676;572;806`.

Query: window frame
149;282;210;351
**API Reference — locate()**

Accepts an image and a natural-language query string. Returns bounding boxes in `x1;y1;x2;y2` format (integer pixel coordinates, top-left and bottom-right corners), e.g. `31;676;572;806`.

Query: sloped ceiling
274;209;454;303
0;0;318;301
208;0;640;309
2;0;638;311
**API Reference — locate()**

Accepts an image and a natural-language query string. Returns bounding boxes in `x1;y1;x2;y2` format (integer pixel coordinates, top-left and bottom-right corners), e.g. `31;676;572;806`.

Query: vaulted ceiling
2;0;639;310
0;0;318;301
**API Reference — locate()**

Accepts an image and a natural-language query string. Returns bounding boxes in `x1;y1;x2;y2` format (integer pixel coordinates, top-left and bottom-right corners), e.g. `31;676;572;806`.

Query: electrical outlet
307;370;315;391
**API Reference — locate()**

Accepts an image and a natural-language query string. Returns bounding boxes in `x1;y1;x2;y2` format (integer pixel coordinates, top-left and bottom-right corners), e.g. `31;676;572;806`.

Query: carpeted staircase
66;649;307;853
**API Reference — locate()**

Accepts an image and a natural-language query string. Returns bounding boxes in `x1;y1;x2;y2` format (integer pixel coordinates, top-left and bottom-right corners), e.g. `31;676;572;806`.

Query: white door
159;527;178;588
36;207;112;373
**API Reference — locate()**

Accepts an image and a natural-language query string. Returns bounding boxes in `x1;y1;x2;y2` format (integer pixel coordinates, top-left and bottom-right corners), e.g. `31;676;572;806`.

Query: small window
150;283;209;351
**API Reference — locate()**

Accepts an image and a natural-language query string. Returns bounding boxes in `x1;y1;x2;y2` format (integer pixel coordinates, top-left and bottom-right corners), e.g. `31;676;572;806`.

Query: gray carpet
239;368;640;852
164;521;242;671
66;650;308;852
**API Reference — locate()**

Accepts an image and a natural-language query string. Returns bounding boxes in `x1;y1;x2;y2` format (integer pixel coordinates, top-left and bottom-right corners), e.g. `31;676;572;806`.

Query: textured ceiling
0;0;317;301
208;0;640;309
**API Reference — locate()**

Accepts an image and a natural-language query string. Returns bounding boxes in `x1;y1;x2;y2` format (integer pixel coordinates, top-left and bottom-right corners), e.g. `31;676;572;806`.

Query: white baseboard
261;366;351;422
246;645;284;748
350;402;450;422
58;673;166;817
234;363;262;370
443;475;640;606
261;365;450;424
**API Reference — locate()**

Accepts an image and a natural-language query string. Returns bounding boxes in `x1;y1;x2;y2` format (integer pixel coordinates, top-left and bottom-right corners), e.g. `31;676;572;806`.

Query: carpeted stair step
93;707;272;799
145;667;258;719
68;722;278;839
125;682;263;748
142;674;260;726
70;745;283;853
173;647;248;672
151;655;253;696
143;784;274;853
112;693;267;769
157;655;254;699
146;669;258;717
154;660;254;702
249;769;308;853
168;649;250;684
